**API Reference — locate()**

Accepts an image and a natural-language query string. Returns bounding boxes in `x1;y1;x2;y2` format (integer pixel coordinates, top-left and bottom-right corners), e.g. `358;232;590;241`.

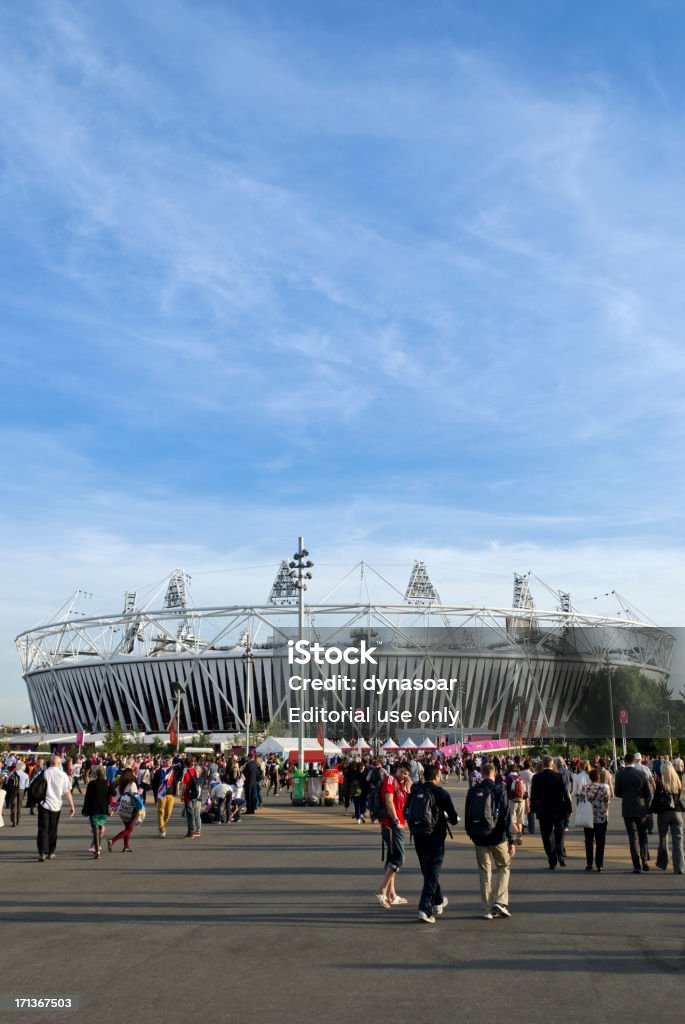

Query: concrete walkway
1;782;682;1024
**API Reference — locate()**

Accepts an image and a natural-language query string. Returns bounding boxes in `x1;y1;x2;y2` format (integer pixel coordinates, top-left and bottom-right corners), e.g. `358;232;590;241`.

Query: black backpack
27;770;47;807
465;781;500;839
405;782;441;838
3;773;19;799
368;768;388;820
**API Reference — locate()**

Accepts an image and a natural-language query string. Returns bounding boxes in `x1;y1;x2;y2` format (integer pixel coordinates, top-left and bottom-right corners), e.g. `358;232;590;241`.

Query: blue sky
2;0;685;720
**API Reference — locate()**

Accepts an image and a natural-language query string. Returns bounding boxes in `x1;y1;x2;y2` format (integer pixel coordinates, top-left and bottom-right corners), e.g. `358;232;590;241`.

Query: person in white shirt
37;755;75;862
209;776;231;823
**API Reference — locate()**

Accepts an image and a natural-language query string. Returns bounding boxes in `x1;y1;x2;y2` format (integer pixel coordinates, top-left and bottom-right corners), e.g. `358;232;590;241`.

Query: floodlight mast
289;537;314;771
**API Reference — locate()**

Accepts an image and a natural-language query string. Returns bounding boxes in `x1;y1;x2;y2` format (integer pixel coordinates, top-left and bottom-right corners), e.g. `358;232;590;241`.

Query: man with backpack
374;761;412;910
4;761;28;827
465;762;516;919
405;764;460;924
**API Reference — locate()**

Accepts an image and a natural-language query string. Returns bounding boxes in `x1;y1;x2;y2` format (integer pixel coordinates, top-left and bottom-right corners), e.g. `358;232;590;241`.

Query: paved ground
1;781;683;1024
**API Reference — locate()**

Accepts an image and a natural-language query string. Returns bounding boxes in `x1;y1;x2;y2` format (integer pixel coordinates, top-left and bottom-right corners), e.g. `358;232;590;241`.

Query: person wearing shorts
374;761;412;909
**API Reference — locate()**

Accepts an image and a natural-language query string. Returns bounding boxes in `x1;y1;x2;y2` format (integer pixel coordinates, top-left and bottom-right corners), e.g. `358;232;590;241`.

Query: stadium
15;560;674;741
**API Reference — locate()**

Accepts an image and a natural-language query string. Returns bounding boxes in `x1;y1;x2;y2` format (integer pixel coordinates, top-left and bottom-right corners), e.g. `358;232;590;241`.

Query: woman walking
583;768;611;872
107;768;141;854
653;761;684;874
572;760;592;804
82;766;110;859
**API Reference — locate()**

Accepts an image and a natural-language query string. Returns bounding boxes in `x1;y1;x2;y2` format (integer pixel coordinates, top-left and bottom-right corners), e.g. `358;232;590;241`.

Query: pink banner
438;738;523;757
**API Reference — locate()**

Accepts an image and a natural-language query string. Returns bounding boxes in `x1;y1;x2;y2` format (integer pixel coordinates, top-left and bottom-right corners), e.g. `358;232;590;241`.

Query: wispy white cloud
2;2;685;720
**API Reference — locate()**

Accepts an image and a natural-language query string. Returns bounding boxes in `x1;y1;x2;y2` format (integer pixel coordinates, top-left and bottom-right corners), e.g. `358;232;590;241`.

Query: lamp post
605;654;618;772
289;537;313;771
665;709;673;758
242;632;254;758
171;681;187;756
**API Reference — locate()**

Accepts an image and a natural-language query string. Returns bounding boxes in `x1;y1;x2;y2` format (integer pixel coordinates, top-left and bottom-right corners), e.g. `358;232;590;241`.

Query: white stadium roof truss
17;600;674;738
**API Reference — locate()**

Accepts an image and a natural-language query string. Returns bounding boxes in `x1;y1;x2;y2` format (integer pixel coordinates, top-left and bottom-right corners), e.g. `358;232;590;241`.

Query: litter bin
305;775;323;806
291;769;306;806
323;769;339;806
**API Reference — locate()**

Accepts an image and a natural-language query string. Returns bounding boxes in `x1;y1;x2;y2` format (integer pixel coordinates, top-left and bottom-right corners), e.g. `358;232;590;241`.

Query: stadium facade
16;564;674;739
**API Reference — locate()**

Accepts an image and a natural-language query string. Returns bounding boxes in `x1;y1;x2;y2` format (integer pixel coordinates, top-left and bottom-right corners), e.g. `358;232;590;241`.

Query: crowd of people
345;748;684;924
0;749;282;858
1;745;683;923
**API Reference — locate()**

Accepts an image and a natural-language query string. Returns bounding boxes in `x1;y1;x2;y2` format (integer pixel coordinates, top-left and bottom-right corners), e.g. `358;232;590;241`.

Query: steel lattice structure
16;601;674;738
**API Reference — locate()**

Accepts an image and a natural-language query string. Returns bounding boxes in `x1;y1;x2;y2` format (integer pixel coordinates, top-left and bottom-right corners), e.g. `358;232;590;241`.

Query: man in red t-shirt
374;761;412;909
181;757;202;838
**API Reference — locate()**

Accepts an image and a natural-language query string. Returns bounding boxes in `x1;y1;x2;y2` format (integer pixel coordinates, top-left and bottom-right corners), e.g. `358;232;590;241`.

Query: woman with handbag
107;768;142;854
581;768;610;872
653;761;684;874
572;760;592;802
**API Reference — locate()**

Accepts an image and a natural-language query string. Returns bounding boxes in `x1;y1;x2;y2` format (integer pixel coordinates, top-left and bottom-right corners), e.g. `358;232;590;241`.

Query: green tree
104;721;125;756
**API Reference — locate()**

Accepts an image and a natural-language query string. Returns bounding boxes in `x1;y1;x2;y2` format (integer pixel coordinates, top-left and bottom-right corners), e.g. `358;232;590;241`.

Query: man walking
374;761;412;909
465;763;516;919
153;757;179;837
615;753;654;873
406;764;460;924
242;754;261;815
6;761;29;827
181;756;202;838
530;756;571;869
37;755;75;861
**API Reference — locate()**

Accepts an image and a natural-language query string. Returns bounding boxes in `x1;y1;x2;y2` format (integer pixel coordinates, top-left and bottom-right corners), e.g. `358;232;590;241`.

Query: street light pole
243;632;254;759
665;710;673;758
171;682;187;756
606;654;618;772
289;537;314;772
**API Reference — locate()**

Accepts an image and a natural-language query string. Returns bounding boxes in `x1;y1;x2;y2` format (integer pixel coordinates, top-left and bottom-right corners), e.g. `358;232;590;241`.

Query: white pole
298;536;305;772
606;657;618;772
245;634;252;759
175;690;181;756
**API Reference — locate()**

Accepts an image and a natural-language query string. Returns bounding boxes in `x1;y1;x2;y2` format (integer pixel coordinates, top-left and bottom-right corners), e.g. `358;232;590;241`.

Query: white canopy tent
381;739;399;750
418;737;437;749
255;737;342;757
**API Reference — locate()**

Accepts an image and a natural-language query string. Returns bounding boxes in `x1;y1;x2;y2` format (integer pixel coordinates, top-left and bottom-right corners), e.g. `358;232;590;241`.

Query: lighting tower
289;538;314;770
404;561;441;604
268;561;300;605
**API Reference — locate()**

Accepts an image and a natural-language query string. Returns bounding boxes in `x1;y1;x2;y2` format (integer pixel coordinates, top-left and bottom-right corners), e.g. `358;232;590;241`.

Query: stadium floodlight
404;561;441;605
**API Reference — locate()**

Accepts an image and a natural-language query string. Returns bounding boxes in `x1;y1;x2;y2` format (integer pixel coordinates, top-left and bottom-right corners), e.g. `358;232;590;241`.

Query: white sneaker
418;911;436;924
434;898;449;916
493;903;511;918
482;912;494;919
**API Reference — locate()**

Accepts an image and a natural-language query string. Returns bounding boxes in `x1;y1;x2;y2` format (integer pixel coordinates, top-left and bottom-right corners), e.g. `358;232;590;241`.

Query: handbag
574;798;594;829
118;793;134;822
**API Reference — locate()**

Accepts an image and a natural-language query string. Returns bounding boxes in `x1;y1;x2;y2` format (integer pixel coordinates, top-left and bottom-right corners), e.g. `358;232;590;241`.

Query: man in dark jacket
465;763;516;918
406;764;460;924
530;756;571;869
615;753;654;872
242;755;262;814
